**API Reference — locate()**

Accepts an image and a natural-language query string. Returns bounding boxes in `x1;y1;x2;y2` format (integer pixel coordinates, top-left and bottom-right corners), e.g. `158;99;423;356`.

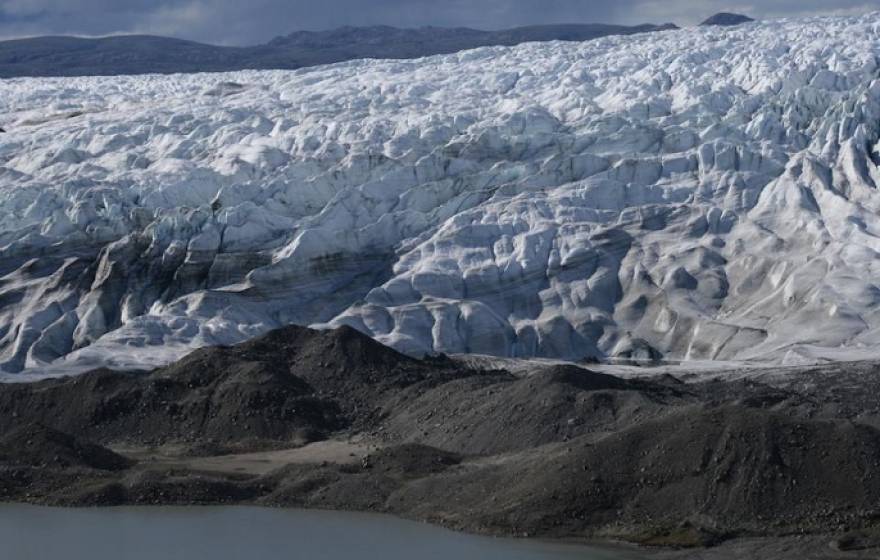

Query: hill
700;13;755;26
0;23;676;78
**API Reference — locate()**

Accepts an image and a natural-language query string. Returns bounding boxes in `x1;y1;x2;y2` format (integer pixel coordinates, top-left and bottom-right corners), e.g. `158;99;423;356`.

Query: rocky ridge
2;325;880;555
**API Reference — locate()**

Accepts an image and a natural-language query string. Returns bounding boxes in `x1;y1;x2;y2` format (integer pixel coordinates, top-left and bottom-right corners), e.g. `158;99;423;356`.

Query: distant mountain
0;35;247;78
268;23;678;52
0;23;677;78
700;13;755;26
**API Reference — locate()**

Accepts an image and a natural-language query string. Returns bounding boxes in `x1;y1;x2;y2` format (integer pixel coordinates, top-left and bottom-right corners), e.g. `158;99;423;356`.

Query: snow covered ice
1;13;880;374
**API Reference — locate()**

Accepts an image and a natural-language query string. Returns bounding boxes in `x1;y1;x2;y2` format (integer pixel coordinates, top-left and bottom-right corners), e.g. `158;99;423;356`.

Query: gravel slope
2;325;880;557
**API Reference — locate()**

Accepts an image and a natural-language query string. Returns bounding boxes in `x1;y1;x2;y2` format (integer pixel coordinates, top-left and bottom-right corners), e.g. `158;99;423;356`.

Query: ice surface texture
1;13;880;374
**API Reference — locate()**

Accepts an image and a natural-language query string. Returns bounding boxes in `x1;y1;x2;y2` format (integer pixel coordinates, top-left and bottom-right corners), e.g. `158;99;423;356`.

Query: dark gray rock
700;13;755;26
0;423;132;471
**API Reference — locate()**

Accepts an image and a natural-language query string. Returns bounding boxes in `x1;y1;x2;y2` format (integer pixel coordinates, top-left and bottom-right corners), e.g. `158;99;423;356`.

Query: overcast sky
0;0;876;45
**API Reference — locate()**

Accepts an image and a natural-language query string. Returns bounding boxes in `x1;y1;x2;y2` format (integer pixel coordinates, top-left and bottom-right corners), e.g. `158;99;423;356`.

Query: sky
0;0;876;45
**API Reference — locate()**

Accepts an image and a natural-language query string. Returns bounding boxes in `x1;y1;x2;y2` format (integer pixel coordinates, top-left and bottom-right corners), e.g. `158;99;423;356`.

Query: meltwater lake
0;505;645;560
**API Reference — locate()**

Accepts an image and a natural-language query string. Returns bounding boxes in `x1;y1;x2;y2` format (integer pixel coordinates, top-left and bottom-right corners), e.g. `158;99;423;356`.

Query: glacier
1;13;880;374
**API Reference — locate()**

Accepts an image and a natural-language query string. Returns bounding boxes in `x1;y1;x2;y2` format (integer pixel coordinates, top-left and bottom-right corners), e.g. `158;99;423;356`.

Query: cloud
0;0;876;45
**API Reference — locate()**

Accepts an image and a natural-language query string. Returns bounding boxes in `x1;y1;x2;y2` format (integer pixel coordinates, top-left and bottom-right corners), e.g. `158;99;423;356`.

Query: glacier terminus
1;13;880;374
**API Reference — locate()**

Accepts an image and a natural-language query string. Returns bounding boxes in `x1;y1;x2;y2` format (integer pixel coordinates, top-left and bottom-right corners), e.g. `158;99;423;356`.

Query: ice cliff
1;13;880;373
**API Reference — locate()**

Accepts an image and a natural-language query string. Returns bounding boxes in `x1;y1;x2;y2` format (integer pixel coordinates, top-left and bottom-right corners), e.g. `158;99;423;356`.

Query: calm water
0;505;645;560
